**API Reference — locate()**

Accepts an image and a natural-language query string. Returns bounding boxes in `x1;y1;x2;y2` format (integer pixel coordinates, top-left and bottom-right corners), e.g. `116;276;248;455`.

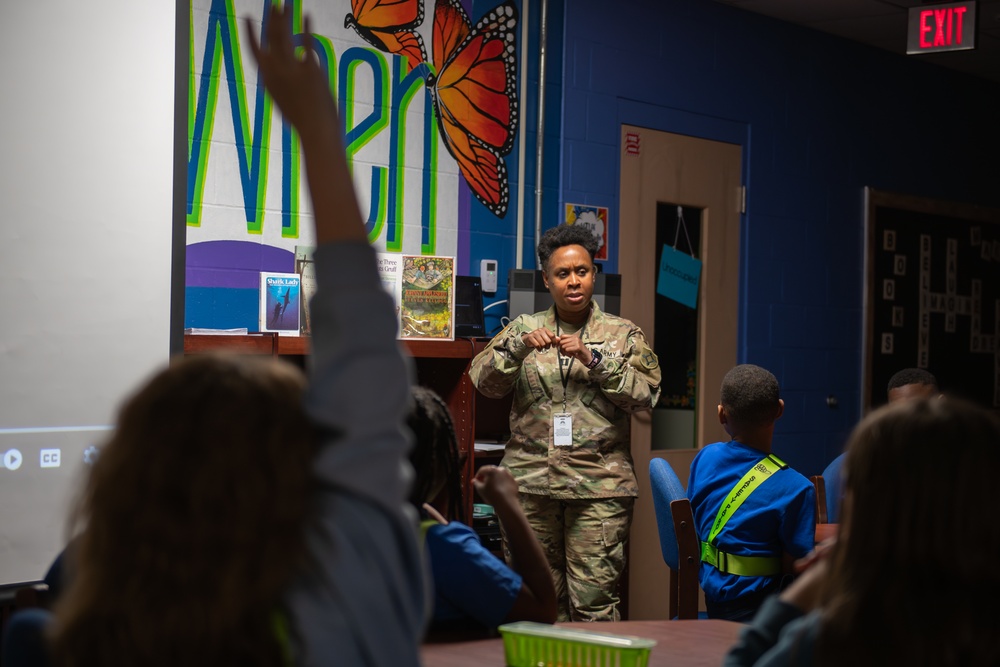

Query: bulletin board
864;189;1000;411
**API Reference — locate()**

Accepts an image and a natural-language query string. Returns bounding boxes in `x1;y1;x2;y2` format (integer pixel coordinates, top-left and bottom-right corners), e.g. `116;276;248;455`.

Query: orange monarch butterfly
427;0;519;217
344;0;428;73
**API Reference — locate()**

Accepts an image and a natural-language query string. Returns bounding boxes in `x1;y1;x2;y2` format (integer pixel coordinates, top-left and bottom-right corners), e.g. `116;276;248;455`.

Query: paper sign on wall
656;245;702;309
565;203;609;260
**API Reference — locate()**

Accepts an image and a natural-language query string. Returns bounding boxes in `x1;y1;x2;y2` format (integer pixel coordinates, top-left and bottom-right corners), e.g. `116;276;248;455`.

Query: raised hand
472;465;519;508
246;6;334;139
245;4;364;245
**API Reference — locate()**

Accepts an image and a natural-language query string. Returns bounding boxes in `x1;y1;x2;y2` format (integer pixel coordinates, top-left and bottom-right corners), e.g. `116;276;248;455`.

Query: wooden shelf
184;334;481;358
184;333;278;355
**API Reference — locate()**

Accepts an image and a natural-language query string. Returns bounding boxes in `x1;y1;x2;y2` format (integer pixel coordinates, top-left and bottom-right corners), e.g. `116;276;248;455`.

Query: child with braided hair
407;386;556;635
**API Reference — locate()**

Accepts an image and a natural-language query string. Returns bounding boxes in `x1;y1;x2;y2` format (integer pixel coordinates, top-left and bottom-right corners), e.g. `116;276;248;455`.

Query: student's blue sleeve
426;522;521;628
781;477;816;559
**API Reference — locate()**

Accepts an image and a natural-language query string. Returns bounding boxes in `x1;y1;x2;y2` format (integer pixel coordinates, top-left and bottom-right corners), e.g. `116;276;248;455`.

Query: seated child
687;364;815;622
407;386;556;634
724;397;1000;665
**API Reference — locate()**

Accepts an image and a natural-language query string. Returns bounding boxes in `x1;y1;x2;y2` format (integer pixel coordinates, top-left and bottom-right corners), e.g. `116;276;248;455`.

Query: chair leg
671;499;702;620
676;534;700;618
668;568;679;620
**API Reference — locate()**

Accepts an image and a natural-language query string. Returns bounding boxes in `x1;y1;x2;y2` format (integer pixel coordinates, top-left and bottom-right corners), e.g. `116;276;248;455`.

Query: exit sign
907;1;976;54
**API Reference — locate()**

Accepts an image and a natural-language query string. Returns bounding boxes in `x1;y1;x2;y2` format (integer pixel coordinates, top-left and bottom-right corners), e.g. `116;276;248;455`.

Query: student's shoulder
693;440;747;462
692;440;727;459
690;441;739;476
425;522;505;573
777;465;815;494
426;521;485;552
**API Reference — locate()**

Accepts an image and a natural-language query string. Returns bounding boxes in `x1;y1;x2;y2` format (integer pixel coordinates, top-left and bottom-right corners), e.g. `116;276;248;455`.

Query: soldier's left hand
557;334;593;365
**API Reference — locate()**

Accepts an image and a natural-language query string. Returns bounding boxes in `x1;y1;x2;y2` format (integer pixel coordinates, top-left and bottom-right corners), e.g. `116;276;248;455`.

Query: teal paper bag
656;244;702;309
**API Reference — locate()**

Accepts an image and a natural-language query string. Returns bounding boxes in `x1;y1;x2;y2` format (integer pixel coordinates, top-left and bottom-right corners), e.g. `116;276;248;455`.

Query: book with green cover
399;255;454;340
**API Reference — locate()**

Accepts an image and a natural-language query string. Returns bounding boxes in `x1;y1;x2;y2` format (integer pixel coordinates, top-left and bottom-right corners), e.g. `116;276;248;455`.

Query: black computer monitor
454;275;486;338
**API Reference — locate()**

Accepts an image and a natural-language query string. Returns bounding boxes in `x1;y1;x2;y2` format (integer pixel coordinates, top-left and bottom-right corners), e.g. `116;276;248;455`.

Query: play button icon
3;449;23;471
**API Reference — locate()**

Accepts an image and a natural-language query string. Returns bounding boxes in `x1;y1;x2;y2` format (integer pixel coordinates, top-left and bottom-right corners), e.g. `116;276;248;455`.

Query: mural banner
186;0;520;329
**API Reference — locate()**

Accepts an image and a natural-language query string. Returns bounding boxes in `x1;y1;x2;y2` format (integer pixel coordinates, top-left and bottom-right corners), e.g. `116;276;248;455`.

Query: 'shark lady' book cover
259;272;301;336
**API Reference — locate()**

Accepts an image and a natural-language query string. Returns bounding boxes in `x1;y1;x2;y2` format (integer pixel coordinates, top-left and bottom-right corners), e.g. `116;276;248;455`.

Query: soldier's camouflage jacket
469;303;661;499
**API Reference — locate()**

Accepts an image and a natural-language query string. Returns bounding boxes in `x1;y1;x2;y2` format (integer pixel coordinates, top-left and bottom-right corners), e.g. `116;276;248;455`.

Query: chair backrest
649;457;685;569
822;453;845;523
649;457;700;620
810;475;828;524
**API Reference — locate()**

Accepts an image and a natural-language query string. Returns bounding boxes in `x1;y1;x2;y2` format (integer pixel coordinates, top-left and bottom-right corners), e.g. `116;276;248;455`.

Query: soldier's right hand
521;327;558;350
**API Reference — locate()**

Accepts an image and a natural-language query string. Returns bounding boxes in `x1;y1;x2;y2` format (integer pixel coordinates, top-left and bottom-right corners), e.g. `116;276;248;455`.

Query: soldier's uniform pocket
598;497;634;548
580;386;615;424
524;361;547;397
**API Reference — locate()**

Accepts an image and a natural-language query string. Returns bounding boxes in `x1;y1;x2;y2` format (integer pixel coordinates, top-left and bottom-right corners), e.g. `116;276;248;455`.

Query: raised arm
473;466;557;623
248;7;425;665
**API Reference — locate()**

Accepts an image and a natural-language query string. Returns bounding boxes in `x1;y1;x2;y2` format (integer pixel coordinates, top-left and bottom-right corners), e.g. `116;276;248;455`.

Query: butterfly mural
427;0;518;217
344;0;519;218
344;0;428;72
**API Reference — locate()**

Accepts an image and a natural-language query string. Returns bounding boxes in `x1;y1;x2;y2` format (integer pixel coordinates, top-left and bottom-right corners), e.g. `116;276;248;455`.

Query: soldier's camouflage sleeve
588;324;661;413
469;318;533;399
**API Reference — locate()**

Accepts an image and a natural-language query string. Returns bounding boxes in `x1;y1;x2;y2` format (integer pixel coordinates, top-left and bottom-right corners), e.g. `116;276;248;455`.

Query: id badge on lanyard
554;413;573;446
554;317;585;448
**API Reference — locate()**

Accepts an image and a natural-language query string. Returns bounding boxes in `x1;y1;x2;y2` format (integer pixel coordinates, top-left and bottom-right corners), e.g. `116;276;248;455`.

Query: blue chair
822;453;845;523
649;457;702;620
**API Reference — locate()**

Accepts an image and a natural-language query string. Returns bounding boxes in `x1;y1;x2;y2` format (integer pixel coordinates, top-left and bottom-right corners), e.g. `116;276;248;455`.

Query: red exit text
907;1;976;54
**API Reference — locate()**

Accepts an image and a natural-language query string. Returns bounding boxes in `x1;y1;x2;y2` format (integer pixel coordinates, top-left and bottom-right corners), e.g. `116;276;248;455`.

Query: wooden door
618;126;742;619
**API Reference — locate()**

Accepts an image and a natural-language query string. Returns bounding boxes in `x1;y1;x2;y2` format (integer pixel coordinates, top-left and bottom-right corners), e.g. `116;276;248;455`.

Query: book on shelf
259;272;301;336
295;245;316;336
376;251;403;336
400;255;455;340
184;327;250;335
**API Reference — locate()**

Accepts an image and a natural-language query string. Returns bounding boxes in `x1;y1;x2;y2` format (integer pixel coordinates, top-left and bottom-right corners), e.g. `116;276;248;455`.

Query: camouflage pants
508;494;634;622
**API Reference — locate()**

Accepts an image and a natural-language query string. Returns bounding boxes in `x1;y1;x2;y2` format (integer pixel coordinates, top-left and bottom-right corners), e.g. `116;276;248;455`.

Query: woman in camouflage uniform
470;224;661;621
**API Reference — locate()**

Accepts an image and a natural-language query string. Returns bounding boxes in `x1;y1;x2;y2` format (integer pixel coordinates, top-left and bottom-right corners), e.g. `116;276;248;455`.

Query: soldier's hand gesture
521;327;558;350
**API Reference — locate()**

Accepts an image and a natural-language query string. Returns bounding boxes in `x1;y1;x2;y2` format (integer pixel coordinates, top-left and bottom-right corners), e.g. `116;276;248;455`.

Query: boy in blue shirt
687;364;815;622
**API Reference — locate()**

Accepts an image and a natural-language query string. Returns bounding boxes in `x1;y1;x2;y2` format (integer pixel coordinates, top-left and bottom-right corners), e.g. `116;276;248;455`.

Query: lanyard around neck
555;316;587;409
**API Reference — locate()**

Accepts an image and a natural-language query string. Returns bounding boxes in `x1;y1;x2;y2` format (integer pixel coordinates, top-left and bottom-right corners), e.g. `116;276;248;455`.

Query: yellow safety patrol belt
700;453;787;577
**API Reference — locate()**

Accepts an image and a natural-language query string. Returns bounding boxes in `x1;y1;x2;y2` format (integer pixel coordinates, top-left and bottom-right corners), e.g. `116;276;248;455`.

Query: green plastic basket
498;621;656;667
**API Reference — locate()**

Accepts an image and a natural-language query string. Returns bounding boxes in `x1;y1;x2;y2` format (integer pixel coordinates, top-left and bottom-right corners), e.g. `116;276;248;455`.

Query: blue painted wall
466;0;567;338
468;0;1000;475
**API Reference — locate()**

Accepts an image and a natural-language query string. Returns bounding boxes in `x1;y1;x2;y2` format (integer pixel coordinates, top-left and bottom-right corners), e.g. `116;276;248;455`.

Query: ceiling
713;0;1000;85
